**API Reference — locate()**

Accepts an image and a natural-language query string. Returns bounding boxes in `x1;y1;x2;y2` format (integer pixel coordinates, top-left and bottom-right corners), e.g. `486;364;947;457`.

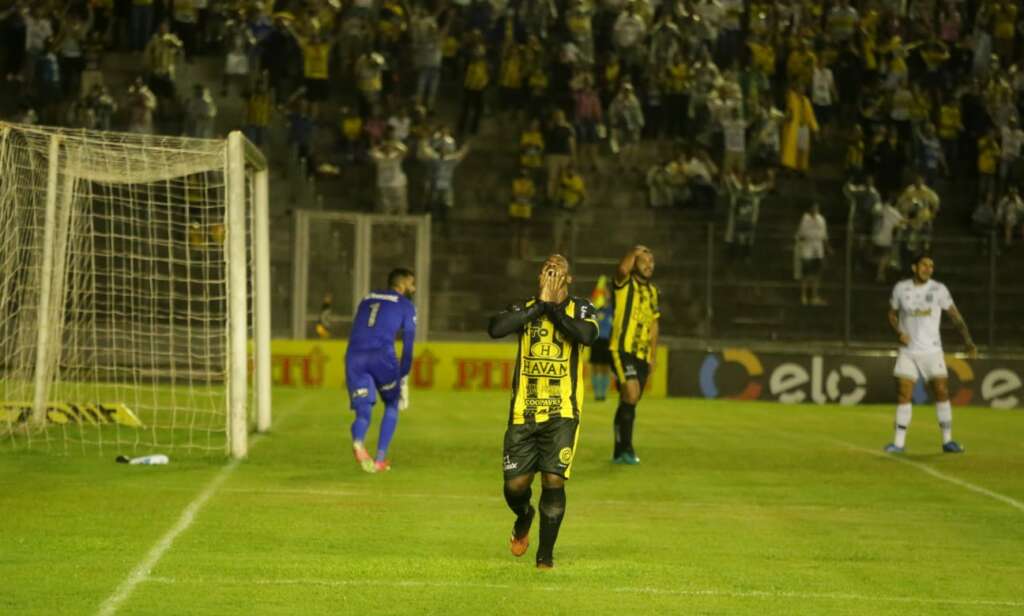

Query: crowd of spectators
4;0;1024;279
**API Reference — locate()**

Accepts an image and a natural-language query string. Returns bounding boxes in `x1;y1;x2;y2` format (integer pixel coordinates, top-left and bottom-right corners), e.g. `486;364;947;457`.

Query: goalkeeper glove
398;376;409;411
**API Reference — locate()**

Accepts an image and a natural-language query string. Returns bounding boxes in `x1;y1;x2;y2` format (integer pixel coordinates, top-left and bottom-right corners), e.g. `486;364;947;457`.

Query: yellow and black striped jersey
508;297;598;424
610;275;660;361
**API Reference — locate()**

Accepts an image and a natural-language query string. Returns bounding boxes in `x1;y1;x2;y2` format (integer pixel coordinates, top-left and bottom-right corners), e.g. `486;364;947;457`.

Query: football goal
0;122;271;458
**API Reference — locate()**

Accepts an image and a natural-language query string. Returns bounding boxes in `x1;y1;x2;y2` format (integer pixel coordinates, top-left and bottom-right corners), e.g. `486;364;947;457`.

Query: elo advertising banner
669;348;1024;408
267;340;670;398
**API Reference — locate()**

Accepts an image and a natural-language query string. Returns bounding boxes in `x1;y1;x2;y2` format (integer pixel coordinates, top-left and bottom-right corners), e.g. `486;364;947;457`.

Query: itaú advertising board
262;340;670;398
671;348;1023;408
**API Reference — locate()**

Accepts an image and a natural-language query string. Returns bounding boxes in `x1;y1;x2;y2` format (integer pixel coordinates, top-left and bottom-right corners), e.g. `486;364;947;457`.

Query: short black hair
388;267;414;287
910;253;932;268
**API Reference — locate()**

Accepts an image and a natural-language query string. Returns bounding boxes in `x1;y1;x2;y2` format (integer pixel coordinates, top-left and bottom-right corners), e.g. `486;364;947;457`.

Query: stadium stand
2;0;1023;347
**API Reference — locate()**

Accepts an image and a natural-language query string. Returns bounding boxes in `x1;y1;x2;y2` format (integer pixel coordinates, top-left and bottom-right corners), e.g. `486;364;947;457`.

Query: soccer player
610;245;659;465
488;254;598;569
345;268;417;473
885;255;977;454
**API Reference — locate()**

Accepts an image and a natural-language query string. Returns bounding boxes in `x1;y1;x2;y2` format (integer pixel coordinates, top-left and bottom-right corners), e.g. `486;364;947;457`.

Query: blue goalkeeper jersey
347;290;417;377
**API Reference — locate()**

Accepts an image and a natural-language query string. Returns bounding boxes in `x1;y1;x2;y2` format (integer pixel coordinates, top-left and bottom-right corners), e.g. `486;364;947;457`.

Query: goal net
0;123;271;458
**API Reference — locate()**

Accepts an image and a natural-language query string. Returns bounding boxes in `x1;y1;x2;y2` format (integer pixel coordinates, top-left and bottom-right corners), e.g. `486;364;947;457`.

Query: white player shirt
890;279;953;353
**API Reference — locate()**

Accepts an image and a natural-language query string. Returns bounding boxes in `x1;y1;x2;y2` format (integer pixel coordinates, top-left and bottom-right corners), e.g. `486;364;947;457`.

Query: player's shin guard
893;403;912;448
614;402;637;457
350;399;373;443
375;401;400;462
536;487;566;565
503;484;533;520
936;400;953;444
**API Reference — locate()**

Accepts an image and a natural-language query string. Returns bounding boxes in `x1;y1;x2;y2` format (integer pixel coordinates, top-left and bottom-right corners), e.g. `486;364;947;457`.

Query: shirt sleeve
937;284;954;311
488;299;544;338
578;299;600;329
399;302;417;377
889;283;901;311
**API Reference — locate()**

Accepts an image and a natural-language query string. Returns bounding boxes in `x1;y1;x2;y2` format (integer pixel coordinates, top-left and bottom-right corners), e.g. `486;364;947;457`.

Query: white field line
834;440;1024;514
145;576;1024;608
96;436;265;616
217;487;839;512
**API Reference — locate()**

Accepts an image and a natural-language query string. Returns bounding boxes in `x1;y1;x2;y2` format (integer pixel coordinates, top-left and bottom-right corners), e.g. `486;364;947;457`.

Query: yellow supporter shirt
786;49;816;84
528;69;548;95
938;104;962;140
245;93;271;126
979;136;999;174
559;173;585;209
500;48;524;89
302;42;331;80
520;131;544;168
995;4;1017;40
465;55;489;91
341;116;363;141
663;62;687;94
442;36;458;59
510;177;536;219
846;139;864;171
748;41;776;75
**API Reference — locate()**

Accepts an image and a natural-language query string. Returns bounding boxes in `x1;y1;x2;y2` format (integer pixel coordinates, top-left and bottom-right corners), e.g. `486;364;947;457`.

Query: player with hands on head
488;254;598;569
884;255;976;454
609;244;660;465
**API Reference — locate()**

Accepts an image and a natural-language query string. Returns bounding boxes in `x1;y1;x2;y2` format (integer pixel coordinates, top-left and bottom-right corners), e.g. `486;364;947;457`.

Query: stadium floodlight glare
0;123;271;459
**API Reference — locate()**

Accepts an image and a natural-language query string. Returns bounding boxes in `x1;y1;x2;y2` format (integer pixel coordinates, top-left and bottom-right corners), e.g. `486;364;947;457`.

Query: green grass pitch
2;389;1023;615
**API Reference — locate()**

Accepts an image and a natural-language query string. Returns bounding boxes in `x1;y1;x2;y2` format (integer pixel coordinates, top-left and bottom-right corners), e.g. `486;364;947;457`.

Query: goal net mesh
0;123;256;456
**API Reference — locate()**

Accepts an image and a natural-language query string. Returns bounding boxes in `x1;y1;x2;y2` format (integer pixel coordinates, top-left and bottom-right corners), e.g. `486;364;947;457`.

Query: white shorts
893;349;948;381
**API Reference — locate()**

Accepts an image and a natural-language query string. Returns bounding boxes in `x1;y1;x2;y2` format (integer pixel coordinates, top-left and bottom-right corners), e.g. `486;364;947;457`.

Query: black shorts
611;350;649;392
589;337;612;365
801;257;823;276
503;417;580;480
305;78;329;102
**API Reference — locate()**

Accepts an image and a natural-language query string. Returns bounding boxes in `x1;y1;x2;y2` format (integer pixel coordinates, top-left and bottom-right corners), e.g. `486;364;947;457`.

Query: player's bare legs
535;472;566;569
505;473;535;557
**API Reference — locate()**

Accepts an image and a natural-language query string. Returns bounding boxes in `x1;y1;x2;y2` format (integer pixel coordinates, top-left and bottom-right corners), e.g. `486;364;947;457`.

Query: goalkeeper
345;268;417;473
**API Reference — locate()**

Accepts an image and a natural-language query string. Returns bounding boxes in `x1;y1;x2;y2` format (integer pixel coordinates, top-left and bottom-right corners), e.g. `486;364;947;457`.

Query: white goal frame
290;211;431;342
0;124;271;459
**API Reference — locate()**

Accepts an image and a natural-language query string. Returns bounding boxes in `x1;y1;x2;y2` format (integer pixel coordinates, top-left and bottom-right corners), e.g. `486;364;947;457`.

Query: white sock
894;403;912;448
936;400;953;444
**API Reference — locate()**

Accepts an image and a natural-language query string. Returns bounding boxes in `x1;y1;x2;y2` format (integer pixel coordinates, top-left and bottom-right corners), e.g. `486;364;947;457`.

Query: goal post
0;122;271;459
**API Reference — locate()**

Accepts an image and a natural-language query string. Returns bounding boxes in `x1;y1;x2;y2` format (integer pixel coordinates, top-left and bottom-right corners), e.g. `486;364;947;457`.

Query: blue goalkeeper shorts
345;350;401;408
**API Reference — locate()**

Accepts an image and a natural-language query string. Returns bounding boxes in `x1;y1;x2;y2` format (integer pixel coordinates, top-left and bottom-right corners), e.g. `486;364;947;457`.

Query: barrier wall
669;347;1024;408
267;340;670;398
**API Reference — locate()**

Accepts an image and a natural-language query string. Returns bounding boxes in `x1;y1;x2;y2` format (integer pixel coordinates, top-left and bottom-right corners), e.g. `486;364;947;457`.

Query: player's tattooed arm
946;305;978;357
888;308;909;346
488;302;545;338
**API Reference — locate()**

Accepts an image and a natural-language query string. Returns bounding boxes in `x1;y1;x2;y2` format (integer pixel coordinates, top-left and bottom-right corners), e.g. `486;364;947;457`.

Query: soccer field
2;389;1023;615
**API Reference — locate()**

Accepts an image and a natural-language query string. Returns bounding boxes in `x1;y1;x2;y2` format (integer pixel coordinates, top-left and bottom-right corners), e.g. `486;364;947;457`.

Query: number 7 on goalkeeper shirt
345;268;417;473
